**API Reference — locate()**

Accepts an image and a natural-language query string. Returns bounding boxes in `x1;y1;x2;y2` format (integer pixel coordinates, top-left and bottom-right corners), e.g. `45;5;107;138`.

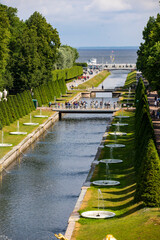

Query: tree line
0;90;35;129
0;3;81;94
136;14;160;92
134;78;160;207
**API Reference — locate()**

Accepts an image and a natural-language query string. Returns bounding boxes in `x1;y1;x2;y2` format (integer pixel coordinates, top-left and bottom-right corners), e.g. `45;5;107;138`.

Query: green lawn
72;109;160;240
75;71;111;89
123;71;137;89
0;109;54;159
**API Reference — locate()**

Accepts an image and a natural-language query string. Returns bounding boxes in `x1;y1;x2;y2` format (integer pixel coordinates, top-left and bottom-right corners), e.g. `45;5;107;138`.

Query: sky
1;0;159;48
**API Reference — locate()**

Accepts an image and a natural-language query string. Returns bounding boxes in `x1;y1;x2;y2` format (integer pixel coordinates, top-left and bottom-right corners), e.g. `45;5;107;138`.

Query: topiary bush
135;139;160;207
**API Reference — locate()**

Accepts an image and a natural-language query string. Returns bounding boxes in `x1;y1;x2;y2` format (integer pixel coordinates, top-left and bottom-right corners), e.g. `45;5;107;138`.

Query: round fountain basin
98;145;104;149
109;132;127;136
81;210;116;219
33;115;48;118
99;159;123;164
9;132;27;135
105;144;125;148
112;123;128;126
92;180;120;186
115;116;130;119
0;143;13;147
23;123;39;126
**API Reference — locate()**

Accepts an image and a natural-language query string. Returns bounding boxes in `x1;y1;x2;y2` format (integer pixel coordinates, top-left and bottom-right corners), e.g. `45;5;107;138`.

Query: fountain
115;115;130;119
112;122;128;127
109;121;127;136
105;127;126;148
100;159;123;164
34;109;48;118
92;152;120;187
81;189;116;219
9;121;27;135
92;179;120;186
115;108;130;119
0;131;12;147
105;143;125;148
23;114;39;126
92;163;120;186
109;131;127;136
99;146;123;164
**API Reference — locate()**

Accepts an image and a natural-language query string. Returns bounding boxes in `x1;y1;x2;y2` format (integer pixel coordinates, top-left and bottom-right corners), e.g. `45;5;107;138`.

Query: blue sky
1;0;159;47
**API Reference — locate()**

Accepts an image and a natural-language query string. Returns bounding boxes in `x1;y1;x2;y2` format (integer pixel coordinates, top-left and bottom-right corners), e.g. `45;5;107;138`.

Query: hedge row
0;90;35;129
134;78;160;207
33;78;67;107
52;66;83;81
33;66;83;107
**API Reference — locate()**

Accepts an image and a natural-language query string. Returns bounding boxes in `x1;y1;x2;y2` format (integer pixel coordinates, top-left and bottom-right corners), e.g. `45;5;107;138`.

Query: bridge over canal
87;63;136;70
52;107;120;120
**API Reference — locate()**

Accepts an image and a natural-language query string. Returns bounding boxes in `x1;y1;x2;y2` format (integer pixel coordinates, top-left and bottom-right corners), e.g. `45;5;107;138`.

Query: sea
76;46;138;64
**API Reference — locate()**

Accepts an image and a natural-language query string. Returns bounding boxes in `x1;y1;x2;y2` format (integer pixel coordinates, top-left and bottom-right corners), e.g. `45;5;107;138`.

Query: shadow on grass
119;203;144;218
103;191;135;202
92;201;144;218
103;184;136;195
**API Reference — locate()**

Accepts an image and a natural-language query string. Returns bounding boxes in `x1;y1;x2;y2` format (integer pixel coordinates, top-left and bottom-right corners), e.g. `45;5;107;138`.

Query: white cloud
85;0;131;12
0;0;159;46
1;0;158;21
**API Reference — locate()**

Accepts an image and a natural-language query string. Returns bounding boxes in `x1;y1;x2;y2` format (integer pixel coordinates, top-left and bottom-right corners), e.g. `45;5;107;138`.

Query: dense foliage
0;90;35;128
0;3;80;94
136;14;160;90
33;66;82;106
134;78;160;207
54;45;79;69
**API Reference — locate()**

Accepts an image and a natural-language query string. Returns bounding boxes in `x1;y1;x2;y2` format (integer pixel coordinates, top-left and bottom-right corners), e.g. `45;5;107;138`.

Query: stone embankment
0;75;100;173
64;121;112;240
0;112;59;173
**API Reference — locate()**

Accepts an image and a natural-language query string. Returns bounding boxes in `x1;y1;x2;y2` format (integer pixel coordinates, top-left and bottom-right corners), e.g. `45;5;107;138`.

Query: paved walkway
66;69;100;90
147;91;160;154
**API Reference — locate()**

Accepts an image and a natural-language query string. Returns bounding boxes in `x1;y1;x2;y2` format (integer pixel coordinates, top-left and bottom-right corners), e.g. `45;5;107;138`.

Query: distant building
87;58;97;65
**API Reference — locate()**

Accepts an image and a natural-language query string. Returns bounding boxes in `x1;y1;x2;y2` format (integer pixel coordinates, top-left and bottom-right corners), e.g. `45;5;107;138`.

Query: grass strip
123;71;137;89
72;109;160;240
75;71;111;89
0;109;54;159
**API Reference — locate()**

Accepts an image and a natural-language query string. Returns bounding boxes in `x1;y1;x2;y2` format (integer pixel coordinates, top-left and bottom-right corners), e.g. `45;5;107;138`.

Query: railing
52;102;121;110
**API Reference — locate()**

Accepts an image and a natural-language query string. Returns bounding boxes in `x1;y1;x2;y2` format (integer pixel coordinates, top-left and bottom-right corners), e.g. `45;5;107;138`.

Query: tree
26;12;60;83
54;45;79;69
1;4;26;92
137;15;160;90
0;4;10;90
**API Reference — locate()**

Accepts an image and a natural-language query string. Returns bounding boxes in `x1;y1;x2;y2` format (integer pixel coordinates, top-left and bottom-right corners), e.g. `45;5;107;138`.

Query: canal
0;70;129;240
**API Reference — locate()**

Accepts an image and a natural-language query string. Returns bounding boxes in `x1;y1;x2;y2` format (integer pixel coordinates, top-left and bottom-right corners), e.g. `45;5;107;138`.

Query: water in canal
0;70;129;240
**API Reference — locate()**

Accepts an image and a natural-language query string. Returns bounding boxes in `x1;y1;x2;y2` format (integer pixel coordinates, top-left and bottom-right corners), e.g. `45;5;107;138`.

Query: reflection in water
0;71;128;240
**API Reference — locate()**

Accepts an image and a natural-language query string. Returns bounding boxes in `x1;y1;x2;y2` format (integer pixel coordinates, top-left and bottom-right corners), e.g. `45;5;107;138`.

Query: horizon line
76;46;139;49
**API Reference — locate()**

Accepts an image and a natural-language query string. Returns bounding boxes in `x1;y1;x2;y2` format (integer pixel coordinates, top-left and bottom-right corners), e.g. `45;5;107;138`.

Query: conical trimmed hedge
135;139;160;207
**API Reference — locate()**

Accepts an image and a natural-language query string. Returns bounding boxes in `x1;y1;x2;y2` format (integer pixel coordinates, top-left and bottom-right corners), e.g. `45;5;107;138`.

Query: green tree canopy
0;4;10;90
54;45;79;69
26;12;61;83
137;14;160;90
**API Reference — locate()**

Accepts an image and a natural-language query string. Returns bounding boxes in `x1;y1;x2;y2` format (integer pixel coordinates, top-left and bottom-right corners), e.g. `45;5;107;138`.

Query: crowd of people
151;96;160;119
51;100;118;109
